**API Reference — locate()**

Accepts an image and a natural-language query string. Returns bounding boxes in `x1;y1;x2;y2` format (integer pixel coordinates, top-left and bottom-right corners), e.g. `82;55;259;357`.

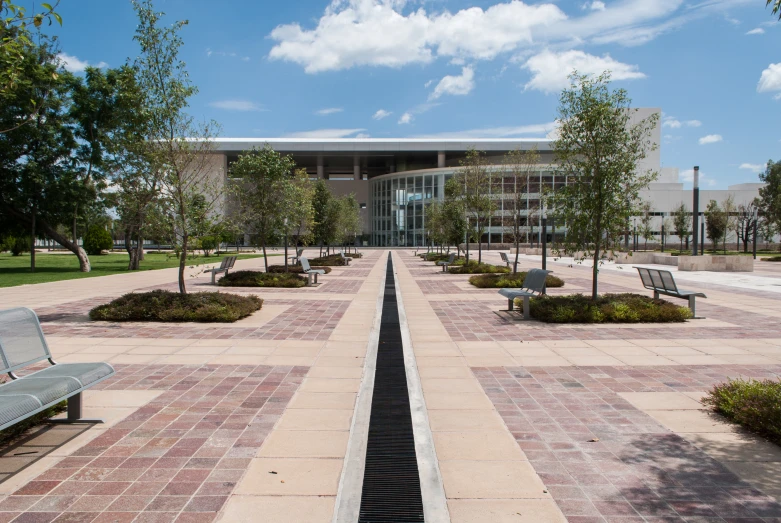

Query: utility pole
692;166;700;256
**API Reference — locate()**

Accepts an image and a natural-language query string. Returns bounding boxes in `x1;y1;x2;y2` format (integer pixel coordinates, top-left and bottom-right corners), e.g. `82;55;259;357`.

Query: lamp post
753;208;759;260
661;214;665;253
541;205;547;272
633;217;637;251
692;166;700;256
283;217;289;272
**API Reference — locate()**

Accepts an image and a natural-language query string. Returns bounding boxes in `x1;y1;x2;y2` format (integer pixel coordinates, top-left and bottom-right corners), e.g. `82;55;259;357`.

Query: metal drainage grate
358;254;424;523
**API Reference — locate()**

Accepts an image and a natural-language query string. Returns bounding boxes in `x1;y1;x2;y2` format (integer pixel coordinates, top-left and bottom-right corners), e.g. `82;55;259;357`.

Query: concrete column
437;151;446;168
317;155;324;179
354;155;360;180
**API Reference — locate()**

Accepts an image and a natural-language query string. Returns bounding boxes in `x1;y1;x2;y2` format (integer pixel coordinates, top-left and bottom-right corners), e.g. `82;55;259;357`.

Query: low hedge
218;270;307;288
89;290;262;323
528;293;692;323
762;256;781;262
420;253;463;263
469;272;564;289
308;255;347;267
447;261;509;274
267;265;333;274
703;378;781;445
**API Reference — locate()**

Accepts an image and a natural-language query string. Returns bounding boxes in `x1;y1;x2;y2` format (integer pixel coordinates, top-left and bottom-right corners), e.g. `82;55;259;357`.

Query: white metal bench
498;268;551;319
300;257;326;286
499;252;512;269
289;248;304;266
339;251;352;266
0;307;116;430
636;267;707;318
437;253;456;272
205;256;237;284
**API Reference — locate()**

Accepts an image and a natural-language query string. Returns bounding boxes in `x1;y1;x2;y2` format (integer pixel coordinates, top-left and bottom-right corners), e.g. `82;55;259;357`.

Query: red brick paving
474;364;781;523
0;364;307;523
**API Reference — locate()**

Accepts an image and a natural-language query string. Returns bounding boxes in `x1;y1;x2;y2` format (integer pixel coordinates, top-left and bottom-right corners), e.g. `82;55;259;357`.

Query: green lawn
0;252;268;288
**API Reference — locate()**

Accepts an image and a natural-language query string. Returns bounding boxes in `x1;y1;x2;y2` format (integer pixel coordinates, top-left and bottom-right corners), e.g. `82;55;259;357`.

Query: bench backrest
0;308;52;374
499;253;509;262
636;267;679;294
300;257;312;272
226;256;237;269
297;248;304;257
447;253;455;263
216;257;230;270
522;269;550;294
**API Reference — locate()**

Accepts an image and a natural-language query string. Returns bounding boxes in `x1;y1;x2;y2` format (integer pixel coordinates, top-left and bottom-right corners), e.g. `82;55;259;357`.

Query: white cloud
586;1;606;11
698;134;723;145
758;63;781;99
680;168;717;187
663;116;701;128
316;107;343;115
746;28;765;35
355;132;371;138
209;100;264;111
56;53;107;73
522;49;645;93
372;109;392;120
285;128;367;138
429;66;475;100
739;163;765;173
398;112;413;124
413;122;555;138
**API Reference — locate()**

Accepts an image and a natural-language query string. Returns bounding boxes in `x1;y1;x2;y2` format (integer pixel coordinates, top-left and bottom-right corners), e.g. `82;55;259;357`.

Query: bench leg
653;290;659;300
49;393;104;425
211;272;217;285
523;297;530;320
688;295;702;319
307;273;314;286
507;298;514;312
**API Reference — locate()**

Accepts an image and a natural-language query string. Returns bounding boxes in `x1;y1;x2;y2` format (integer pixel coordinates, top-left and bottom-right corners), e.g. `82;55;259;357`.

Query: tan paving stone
315;356;365;367
620;391;705;410
647;409;738;433
276;409;354;431
440;461;549;498
299;378;361;393
418;366;473;379
287;392;356;410
723;462;781;496
433;431;525;461
428;410;507;431
219;495;335;523
306;366;363;379
686;432;781;462
258;431;349;458
235;458;343;496
424;392;496;410
448;499;566;523
421;378;485;394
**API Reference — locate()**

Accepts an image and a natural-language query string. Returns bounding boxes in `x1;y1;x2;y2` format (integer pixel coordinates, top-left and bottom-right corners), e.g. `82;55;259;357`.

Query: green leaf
41;3;53;10
52;12;62;26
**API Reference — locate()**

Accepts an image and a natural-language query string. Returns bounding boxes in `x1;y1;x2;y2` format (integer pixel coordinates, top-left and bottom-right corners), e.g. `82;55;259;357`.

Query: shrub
528;293;692;323
762;256;781;262
218;270;307;288
89;290;262;323
703;378;781;445
447;261;509;274
199;236;218;256
307;255;347;267
267;265;332;274
420;253;462;263
83;226;113;255
469;272;564;289
1;235;29;256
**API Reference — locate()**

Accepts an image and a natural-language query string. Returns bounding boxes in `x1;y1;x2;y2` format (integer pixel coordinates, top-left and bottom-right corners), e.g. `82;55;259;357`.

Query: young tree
334;194;361;251
550;71;659;299
721;195;737;253
705;200;728;252
503;146;537;273
131;0;222;293
638;201;654;251
279;168;315;269
758;218;777;250
449;148;495;264
672;203;690;253
312;180;334;256
231;145;296;271
736;199;760;253
759;160;781;233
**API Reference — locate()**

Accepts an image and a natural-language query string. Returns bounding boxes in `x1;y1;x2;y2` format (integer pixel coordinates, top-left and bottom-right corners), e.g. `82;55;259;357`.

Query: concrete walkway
1;248;781;522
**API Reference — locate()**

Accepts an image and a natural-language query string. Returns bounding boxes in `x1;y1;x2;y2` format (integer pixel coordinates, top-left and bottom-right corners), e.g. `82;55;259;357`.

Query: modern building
208;108;767;247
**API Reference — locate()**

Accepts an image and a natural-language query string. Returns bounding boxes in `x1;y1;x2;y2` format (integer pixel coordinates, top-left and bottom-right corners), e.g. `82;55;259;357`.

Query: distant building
206;108;768;247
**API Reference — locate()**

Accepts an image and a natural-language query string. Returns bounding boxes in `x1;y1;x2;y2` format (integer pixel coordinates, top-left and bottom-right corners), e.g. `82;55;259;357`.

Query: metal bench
205;256;237;284
300;257;326;286
499;252;512;269
635;267;707;318
437;253;456;272
339;251;352;266
0;307;116;431
288;248;304;266
498;268;551;319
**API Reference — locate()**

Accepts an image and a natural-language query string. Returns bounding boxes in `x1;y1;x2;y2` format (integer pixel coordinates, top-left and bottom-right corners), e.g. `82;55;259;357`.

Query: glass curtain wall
370;168;563;247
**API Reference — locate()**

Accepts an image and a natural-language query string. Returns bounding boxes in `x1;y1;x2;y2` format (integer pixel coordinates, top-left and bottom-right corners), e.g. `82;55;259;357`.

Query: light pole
753;207;759;260
692;166;700;256
283;217;289;272
633;217;637;251
541;204;547;272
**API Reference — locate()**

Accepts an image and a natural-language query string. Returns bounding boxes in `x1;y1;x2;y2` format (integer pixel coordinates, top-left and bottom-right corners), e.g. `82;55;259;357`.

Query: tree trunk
138;234;145;261
30;204;36;273
72;206;78;245
178;233;188;294
262;234;269;272
1;202;90;271
592;243;600;301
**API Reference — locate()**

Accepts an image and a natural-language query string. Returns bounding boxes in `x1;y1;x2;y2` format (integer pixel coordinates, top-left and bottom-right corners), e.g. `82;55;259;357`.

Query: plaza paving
1;250;781;522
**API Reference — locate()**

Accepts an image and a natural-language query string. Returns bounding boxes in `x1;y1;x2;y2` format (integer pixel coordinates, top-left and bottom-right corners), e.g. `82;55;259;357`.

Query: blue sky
37;0;781;189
